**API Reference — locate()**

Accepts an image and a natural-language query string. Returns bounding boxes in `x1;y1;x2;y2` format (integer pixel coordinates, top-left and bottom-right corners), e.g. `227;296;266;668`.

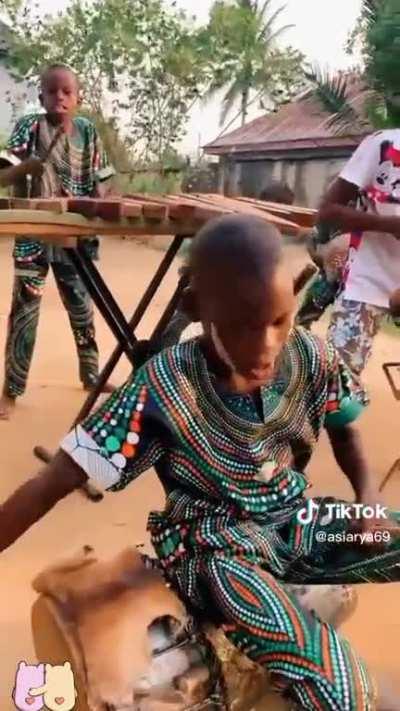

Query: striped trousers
3;257;99;397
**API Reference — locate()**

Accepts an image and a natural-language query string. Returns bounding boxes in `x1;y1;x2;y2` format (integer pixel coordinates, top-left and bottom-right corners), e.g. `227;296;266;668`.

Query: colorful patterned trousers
163;498;400;710
328;293;388;378
3;257;99;398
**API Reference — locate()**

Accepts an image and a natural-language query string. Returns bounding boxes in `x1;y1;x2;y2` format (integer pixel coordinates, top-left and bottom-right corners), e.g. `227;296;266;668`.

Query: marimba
0;193;315;419
0;193;315;237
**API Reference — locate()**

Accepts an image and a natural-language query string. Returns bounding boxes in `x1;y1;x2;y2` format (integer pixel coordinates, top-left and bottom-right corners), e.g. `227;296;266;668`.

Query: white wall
222;155;349;207
0;64;37;138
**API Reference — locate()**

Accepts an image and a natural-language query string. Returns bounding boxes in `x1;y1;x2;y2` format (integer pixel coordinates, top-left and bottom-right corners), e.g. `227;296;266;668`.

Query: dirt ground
0;235;399;709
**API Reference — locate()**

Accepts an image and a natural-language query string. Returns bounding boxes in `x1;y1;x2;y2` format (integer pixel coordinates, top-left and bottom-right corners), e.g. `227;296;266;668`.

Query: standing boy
0;64;115;419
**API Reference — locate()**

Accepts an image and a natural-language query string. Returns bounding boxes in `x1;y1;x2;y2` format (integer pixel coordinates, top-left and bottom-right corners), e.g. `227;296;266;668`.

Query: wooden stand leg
74;234;186;423
379;459;400;492
379;362;400;492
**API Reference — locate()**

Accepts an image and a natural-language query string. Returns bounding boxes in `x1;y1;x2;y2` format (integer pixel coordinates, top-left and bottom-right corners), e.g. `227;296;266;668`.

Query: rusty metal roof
204;80;369;156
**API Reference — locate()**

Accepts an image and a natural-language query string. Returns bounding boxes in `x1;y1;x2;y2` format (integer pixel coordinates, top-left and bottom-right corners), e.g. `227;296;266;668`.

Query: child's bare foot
83;380;115;394
0;393;16;420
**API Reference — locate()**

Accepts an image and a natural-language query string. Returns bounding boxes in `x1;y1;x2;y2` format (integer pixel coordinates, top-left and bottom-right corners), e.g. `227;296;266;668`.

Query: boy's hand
388;217;400;240
389;288;400;318
0;158;44;188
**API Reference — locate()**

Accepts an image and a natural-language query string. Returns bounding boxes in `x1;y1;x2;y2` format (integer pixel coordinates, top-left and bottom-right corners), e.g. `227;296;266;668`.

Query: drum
30;548;357;711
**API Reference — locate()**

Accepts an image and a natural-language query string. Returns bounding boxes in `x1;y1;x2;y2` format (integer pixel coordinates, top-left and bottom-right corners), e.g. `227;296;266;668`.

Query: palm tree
309;0;400;134
203;0;304;127
305;67;368;135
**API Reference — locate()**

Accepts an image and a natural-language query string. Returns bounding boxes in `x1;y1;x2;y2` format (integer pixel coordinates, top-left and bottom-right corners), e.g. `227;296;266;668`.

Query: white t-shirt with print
340;129;400;308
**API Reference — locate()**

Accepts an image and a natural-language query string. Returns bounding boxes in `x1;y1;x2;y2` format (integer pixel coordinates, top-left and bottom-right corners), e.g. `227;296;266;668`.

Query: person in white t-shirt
319;130;400;387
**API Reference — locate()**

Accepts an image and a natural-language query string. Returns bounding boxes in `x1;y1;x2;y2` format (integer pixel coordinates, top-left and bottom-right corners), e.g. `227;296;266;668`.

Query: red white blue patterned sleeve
60;369;168;492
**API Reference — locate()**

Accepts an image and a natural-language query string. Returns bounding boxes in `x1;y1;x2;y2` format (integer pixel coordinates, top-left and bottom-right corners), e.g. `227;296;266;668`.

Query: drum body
30;550;356;711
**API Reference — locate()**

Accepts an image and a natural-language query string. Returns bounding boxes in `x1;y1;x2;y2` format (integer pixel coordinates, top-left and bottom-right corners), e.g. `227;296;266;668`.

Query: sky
12;0;363;153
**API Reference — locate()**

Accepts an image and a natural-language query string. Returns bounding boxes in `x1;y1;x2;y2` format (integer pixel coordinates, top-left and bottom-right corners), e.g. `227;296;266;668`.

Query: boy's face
40;68;79;119
200;263;295;391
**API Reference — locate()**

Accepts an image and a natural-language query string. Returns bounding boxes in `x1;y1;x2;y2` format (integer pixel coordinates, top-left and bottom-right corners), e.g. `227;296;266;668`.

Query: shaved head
188;214;295;392
190;214;283;298
259;181;294;205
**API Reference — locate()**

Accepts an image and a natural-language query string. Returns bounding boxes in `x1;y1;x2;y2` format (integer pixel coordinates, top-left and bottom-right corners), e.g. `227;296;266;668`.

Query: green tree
201;0;305;127
304;67;368;135
309;0;400;134
1;0;206;170
121;2;206;169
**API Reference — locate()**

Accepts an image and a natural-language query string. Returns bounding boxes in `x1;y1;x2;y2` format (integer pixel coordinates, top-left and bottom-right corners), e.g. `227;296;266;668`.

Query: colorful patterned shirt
61;329;364;574
2;113;114;263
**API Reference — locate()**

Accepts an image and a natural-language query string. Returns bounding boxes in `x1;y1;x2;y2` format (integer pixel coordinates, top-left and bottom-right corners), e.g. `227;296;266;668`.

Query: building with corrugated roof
203;75;369;206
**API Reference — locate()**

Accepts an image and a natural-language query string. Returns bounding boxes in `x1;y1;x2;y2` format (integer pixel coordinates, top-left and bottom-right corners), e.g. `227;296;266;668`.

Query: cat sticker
13;661;77;711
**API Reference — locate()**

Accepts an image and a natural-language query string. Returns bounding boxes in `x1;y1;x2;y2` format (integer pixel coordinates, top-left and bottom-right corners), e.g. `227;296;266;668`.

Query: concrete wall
0;64;36;139
219;155;350;208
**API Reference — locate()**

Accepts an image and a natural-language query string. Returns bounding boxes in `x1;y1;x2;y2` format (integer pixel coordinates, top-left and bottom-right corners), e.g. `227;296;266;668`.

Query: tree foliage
1;0;207;168
305;67;368;135
311;0;400;134
200;0;306;126
364;1;400;107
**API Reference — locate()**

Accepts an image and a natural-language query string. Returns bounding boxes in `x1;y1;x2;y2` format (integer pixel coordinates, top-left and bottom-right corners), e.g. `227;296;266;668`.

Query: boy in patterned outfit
0;64;115;419
1;215;400;709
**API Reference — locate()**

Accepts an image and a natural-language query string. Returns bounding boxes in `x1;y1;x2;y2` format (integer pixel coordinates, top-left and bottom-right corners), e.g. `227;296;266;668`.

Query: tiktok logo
297;500;319;525
297;500;388;527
